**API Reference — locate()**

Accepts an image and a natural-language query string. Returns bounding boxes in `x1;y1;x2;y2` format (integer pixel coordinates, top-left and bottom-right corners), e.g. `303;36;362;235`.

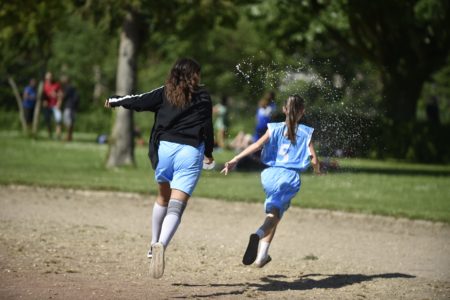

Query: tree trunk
7;76;27;134
32;81;43;137
380;70;426;157
106;10;141;168
92;64;104;102
381;71;424;124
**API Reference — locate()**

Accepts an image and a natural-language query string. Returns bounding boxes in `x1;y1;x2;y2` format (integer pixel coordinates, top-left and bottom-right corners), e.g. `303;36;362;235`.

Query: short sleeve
266;122;276;138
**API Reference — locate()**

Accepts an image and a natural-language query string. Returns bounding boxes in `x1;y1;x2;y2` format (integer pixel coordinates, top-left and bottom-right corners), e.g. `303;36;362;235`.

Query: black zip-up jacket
108;86;214;169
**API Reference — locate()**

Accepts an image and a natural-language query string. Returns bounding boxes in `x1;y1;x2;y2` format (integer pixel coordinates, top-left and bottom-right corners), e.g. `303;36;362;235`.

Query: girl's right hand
221;159;238;175
203;156;215;170
104;99;111;108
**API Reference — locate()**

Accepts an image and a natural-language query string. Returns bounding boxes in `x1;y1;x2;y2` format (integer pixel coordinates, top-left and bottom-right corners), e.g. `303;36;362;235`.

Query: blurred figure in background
230;131;253;153
43;72;62;139
61;75;79;141
213;95;229;149
22;78;37;133
253;91;277;142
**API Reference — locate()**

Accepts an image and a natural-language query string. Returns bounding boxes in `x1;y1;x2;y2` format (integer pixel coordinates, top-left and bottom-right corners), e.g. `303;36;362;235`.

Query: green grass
0;131;449;223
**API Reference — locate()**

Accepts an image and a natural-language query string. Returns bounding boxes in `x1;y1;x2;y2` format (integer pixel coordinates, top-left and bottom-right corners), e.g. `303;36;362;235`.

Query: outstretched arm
104;86;164;112
309;141;321;175
221;131;270;175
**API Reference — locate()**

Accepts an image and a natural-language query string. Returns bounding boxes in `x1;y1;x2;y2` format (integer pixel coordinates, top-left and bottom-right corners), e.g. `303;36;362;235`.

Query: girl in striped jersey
222;95;320;267
105;58;214;278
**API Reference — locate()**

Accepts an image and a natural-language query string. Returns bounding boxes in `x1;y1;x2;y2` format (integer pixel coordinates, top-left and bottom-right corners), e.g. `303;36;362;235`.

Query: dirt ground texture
0;185;449;300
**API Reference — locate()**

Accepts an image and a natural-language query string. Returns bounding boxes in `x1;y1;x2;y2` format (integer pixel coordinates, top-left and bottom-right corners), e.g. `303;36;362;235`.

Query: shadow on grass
232;166;450;177
172;272;415;298
226;157;450;177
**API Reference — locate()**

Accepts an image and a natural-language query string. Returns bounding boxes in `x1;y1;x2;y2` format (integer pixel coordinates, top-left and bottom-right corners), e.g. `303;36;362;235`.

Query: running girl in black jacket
105;58;214;279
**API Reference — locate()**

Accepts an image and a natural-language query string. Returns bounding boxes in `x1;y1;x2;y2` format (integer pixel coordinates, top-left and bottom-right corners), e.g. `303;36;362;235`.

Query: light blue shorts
155;141;204;196
261;167;301;218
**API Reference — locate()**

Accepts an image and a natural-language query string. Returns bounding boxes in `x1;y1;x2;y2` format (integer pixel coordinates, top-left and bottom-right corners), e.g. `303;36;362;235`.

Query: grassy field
0;131;449;222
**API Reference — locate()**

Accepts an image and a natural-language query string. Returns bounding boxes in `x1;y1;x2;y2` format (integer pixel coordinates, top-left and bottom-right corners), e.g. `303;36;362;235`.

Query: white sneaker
147;249;152;259
254;255;272;268
150;242;165;279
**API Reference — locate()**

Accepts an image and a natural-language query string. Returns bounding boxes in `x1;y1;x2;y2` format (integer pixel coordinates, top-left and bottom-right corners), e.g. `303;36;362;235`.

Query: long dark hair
285;94;305;144
165;58;201;108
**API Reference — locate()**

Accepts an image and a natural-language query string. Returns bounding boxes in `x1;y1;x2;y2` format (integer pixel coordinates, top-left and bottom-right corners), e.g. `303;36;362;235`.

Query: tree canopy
1;0;449;161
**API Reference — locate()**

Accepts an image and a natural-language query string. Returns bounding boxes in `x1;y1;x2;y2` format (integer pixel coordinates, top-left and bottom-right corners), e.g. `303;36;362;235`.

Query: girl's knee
266;208;281;221
157;182;171;205
156;195;169;206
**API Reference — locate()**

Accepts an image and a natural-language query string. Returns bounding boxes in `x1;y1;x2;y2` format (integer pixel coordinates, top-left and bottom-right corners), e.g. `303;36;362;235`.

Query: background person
213;95;229;149
22;78;37;132
253;91;277;142
60;75;79;141
43;72;62;139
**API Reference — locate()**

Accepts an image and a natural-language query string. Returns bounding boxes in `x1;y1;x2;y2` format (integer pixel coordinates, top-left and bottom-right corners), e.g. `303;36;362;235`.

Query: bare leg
55;124;62;139
44;107;53;138
230;131;244;151
156;182;171;206
170;188;190;203
259;210;280;243
65;125;74;141
217;128;225;148
253;209;281;267
243;209;280;265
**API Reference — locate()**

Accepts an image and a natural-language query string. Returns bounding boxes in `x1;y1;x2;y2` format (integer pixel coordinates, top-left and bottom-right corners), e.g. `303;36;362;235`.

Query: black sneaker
242;233;259;265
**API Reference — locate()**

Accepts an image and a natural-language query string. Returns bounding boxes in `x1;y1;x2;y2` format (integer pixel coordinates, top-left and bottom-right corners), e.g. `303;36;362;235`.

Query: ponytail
285;95;305;144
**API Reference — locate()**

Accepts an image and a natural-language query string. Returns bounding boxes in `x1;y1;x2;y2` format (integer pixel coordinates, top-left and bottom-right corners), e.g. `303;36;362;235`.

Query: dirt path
0;185;449;299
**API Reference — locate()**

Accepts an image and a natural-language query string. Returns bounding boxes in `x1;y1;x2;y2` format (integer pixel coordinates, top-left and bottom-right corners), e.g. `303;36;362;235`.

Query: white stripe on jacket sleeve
108;86;164;103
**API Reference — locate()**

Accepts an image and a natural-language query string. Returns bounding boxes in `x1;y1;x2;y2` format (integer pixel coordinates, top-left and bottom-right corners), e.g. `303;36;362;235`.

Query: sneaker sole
150;243;164;279
242;234;259;265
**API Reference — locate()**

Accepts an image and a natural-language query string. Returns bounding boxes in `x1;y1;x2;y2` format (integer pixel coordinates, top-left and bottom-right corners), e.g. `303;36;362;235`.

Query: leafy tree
144;8;284;101
257;0;450;161
419;55;450;123
47;12;116;108
266;0;450;125
79;0;254;167
0;0;67;107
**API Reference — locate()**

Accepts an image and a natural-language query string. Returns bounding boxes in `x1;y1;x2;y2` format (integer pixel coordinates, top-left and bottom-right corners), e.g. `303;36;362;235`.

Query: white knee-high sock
158;199;186;247
151;202;168;245
255;241;270;263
